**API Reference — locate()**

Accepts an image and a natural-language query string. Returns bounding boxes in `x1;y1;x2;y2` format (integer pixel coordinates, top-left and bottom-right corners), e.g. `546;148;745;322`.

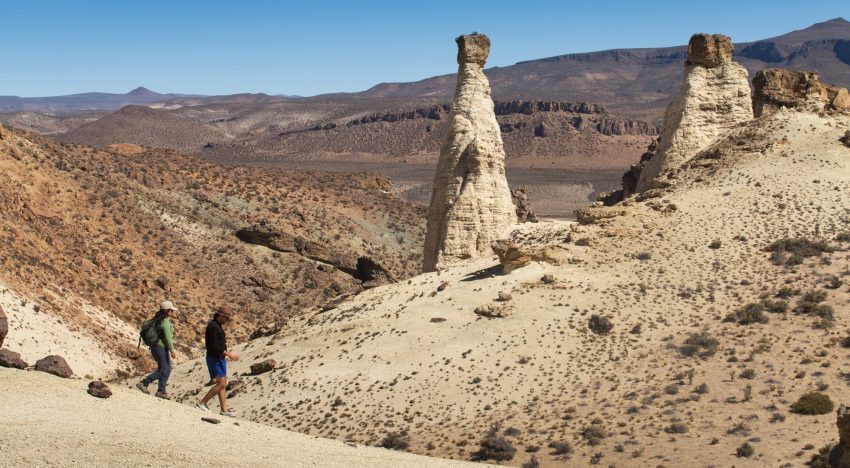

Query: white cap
160;300;178;311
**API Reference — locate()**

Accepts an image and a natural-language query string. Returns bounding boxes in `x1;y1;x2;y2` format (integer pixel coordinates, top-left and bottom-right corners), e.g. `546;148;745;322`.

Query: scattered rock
496;291;512;302
437;281;450;292
249;321;285;341
491;240;569;273
635;33;752;192
202;417;221;424
589;315;614;335
474;304;514;318
249;359;276;375
0;349;28;369
510;187;538;223
541;274;556;284
830;404;850;467
840;131;850;148
87;381;112;399
430;317;447;323
0;305;7;348
155;277;171;291
34;355;73;378
423;33;517;272
574;206;633;225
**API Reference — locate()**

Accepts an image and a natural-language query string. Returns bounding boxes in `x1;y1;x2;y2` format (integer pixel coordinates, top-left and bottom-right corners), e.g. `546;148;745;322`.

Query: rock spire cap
686;33;734;68
456;33;490;66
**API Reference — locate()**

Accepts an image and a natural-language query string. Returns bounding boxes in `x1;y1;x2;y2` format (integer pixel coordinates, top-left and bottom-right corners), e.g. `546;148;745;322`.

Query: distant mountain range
0;87;192;113
2;18;849;118
350;17;850;118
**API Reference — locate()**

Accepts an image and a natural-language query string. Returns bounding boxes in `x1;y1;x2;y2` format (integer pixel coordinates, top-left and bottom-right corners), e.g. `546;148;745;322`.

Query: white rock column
423;34;516;272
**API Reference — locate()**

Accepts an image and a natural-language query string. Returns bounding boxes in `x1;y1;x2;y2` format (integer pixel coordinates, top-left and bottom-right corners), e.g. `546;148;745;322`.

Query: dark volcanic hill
353;18;850;118
0;87;190;113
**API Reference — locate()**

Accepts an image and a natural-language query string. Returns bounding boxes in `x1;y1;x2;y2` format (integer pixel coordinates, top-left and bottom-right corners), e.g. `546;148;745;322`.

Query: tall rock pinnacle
422;34;516;272
634;34;753;193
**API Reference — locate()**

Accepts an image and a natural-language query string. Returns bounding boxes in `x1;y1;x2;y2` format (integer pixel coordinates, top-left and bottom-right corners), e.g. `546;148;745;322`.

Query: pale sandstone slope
423;34;516;272
635;33;752;193
0;368;482;468
167;107;850;467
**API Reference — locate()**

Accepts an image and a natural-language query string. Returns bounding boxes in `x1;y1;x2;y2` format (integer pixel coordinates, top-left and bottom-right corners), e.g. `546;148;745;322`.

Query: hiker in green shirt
136;301;178;399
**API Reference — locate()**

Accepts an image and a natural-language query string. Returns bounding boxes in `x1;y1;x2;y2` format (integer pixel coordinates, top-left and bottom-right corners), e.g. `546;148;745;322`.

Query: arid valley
2;6;850;468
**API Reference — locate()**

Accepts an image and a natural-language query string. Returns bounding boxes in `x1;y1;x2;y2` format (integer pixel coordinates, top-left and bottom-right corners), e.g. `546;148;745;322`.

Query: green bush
472;424;516;462
380;431;410;451
724;303;769;325
761;298;789;313
775;287;800;298
679;331;720;358
765;238;834;265
790;392;834;415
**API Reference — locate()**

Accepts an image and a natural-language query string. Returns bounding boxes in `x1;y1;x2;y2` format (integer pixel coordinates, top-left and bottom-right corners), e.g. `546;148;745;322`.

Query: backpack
138;318;163;348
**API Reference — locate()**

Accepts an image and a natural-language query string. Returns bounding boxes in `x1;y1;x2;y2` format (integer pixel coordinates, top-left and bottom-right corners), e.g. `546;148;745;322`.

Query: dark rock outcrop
87;381;112;399
493;100;605;115
686;33;734;67
830;404;850;467
0;349;28;369
0;305;7;348
34;355;73;378
622;139;658;199
588;315;614;335
841;131;850;148
510;187;538;223
250;359;276;375
753;68;850;117
356;257;395;288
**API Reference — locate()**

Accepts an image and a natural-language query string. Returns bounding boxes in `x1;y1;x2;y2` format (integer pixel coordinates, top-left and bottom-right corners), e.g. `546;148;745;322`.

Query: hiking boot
136;381;149;394
220;409;236;417
195;402;210;412
155;391;171;400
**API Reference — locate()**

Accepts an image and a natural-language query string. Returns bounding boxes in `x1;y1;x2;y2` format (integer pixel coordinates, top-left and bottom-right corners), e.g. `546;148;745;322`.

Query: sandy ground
0;368;486;468
162;109;850;466
0;280;127;378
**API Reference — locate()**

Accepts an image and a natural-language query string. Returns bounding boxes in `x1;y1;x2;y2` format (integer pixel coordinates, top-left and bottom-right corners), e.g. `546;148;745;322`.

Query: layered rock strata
753;68;850;117
423;34;517;272
635;34;753;193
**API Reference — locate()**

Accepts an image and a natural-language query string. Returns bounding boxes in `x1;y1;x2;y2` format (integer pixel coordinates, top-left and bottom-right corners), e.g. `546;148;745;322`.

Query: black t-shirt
205;319;227;358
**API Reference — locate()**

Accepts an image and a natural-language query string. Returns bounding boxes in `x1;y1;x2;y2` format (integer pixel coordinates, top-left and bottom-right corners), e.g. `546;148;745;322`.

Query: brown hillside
0;124;425;377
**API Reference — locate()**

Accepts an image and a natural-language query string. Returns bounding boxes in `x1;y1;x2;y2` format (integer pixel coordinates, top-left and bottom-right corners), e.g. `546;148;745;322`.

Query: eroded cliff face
422;34;516;272
753;68;850;117
635;34;753;193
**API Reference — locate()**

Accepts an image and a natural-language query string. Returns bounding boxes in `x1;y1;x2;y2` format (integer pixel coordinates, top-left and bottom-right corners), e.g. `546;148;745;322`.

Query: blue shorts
206;355;227;379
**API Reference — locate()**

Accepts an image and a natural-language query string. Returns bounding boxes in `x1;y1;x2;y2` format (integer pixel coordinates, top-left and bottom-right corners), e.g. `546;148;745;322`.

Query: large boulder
752;68;850;117
34;355;73;378
635;33;753;193
491;240;570;273
423;33;517;272
0;349;28;369
0;305;7;348
686;33;734;67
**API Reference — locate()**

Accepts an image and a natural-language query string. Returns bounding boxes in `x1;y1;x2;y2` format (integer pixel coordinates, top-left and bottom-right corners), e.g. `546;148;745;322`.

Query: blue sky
1;0;848;97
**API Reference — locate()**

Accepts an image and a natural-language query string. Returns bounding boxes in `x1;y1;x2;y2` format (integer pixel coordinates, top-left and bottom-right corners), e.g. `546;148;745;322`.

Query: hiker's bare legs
216;376;228;411
200;376;227;410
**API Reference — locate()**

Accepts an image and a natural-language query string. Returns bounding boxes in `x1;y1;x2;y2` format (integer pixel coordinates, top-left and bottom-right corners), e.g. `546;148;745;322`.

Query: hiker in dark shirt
196;307;239;416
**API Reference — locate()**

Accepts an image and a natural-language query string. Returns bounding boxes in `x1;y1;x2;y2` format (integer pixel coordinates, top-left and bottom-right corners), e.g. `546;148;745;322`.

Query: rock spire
422;34;516;272
635;33;753;193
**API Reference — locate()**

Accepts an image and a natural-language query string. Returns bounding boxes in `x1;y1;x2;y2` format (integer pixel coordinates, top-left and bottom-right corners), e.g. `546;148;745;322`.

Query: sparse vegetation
472;424;516;462
679;331;719;358
379;431;410;451
765;238;834;265
790;392;834;415
724;303;769;325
